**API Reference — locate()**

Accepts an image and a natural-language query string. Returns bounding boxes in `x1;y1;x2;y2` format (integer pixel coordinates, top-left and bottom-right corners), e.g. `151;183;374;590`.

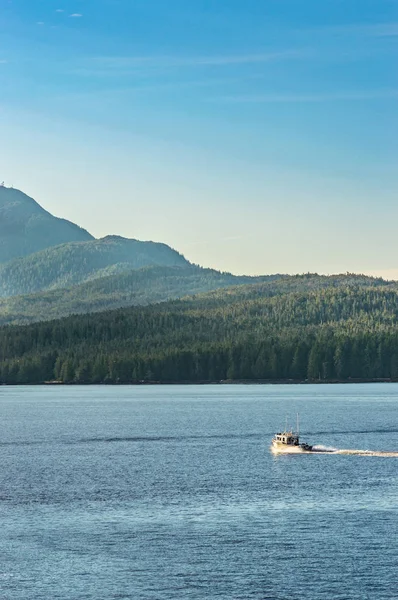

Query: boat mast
297;413;300;436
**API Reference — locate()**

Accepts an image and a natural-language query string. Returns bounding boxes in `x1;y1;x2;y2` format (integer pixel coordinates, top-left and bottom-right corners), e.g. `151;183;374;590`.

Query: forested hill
0;270;383;326
0;266;274;326
0;235;190;297
0;186;93;263
1;275;398;384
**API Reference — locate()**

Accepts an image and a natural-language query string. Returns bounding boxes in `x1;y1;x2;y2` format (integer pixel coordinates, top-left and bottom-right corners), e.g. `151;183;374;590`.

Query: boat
271;415;313;453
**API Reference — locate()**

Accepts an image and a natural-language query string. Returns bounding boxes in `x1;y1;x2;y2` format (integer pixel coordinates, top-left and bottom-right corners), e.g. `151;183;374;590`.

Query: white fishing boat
271;415;313;454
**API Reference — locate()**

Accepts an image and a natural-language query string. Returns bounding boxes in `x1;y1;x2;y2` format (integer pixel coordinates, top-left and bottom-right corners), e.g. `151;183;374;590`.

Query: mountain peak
101;235;131;243
0;186;94;264
0;186;44;212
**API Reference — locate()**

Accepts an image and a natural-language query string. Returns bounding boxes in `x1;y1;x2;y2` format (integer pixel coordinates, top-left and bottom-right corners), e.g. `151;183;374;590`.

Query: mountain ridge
0;271;388;327
0;232;191;297
0;265;278;325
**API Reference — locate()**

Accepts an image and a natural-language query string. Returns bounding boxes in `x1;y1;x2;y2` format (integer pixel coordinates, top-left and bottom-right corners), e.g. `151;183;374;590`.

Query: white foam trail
311;445;398;457
271;444;398;457
312;445;338;453
335;449;398;457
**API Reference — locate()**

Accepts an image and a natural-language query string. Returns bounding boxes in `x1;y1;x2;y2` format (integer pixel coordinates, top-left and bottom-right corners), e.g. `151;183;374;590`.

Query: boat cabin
273;431;299;446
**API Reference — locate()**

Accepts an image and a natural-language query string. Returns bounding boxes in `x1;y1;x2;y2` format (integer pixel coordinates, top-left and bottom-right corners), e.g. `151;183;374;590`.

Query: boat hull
271;443;312;454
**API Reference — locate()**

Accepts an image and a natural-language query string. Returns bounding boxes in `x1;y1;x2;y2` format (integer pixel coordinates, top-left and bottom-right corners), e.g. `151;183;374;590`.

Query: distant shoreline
2;378;397;386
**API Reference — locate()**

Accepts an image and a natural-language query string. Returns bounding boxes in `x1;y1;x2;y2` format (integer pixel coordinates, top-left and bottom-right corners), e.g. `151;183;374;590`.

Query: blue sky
1;0;397;275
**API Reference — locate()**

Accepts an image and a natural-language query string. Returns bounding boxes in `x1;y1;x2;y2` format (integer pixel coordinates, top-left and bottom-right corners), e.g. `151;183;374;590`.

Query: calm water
0;384;397;600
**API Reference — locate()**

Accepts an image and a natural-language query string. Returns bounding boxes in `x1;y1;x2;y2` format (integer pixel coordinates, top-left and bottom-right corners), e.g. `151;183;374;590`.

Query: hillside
0;266;275;325
1;274;398;384
0;235;190;297
0;272;387;326
0;186;93;263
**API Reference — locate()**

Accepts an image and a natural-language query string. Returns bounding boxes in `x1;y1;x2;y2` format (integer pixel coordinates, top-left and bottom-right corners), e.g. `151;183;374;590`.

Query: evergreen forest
1;275;398;385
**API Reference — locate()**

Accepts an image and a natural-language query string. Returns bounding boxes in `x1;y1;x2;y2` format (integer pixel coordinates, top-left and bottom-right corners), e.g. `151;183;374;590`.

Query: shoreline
1;378;397;386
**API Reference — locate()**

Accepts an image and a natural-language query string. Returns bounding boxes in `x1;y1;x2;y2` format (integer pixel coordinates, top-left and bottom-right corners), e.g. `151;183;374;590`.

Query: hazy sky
1;0;397;276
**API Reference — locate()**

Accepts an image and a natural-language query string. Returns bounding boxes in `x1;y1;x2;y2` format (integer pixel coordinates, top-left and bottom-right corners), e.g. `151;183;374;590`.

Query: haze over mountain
0;266;276;325
1;185;397;333
0;185;276;322
0;235;190;297
0;186;93;263
0;272;390;327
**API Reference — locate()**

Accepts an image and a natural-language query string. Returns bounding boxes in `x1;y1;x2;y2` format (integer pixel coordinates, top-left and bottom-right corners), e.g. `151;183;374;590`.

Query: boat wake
335;449;398;457
311;445;398;457
272;444;398;457
311;445;338;453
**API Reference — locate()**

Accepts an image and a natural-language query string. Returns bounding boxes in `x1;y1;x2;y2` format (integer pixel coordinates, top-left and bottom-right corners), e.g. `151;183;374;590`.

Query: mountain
0;185;276;319
0;235;190;298
1;274;398;384
0;186;93;263
0;265;276;325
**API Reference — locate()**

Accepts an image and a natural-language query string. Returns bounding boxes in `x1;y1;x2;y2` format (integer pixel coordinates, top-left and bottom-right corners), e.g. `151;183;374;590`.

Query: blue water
0;384;397;600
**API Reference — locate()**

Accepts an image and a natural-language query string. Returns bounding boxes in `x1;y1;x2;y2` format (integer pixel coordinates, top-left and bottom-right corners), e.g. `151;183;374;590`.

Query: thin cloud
56;9;65;13
185;235;245;248
368;23;398;37
89;50;307;70
0;60;8;64
318;22;398;37
70;13;83;18
37;22;45;26
213;90;398;103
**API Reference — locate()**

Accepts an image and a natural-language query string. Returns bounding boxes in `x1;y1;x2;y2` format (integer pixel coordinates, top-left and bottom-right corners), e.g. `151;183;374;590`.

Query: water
0;384;397;600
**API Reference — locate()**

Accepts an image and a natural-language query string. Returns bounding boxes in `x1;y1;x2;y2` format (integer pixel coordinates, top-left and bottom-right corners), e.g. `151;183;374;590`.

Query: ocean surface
0;384;397;600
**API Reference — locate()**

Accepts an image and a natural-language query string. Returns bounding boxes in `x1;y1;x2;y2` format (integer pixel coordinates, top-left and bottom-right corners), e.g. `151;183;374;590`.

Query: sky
0;0;397;276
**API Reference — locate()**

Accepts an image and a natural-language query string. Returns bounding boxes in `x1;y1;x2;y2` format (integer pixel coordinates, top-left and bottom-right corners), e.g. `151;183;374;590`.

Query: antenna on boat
285;415;288;432
297;413;299;436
